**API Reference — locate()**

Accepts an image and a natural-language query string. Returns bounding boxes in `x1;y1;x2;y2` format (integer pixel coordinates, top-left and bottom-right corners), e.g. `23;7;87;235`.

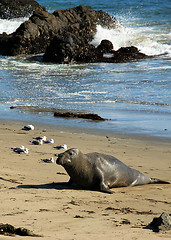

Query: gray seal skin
56;148;170;194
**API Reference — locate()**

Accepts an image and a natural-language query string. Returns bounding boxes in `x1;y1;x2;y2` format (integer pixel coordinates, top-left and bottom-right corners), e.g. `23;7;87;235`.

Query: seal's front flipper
67;178;73;185
100;183;113;194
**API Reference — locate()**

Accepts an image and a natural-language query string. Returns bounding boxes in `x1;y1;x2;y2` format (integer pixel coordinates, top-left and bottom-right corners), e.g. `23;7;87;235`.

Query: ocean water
0;0;171;138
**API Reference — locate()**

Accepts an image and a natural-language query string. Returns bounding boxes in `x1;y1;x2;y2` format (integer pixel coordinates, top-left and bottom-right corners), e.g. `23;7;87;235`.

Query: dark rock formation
54;111;106;121
43;33;99;63
43;33;82;64
147;212;171;232
44;36;149;64
0;5;116;56
109;46;148;63
0;3;150;63
0;0;45;19
0;10;60;55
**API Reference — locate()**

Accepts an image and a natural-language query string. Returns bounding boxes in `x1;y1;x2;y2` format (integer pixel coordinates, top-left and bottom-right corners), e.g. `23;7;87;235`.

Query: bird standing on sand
12;146;29;154
31;139;43;145
33;136;47;141
44;139;54;144
22;124;34;131
54;144;67;150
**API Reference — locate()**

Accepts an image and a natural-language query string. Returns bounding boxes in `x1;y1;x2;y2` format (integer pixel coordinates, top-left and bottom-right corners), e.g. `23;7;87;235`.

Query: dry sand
0;119;171;239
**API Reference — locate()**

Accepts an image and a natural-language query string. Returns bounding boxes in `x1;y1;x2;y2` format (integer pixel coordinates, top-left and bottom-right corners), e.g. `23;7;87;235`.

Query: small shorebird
12;146;29;154
22;124;34;130
54;144;67;150
33;136;47;141
44;139;54;144
31;139;43;145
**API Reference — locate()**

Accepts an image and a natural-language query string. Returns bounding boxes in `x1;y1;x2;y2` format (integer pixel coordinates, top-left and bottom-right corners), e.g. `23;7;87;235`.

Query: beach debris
12;146;29;154
0;223;41;237
54;111;106;121
56;172;67;175
22;124;34;131
120;219;131;225
147;212;171;232
33;136;47;141
44;139;54;144
31;139;43;145
41;157;54;163
54;144;67;150
74;215;84;218
0;176;21;184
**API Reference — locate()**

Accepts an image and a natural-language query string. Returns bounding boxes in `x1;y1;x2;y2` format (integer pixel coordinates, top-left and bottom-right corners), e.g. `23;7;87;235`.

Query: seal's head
56;148;79;166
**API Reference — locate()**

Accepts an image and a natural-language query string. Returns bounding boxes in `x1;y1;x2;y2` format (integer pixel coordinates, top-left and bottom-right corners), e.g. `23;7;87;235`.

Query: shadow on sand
17;182;79;191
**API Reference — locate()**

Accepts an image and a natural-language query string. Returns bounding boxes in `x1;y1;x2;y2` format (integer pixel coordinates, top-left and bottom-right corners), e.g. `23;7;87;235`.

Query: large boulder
0;5;116;56
109;46;149;63
43;33;98;63
96;39;114;54
147;212;171;232
0;10;60;55
0;0;45;19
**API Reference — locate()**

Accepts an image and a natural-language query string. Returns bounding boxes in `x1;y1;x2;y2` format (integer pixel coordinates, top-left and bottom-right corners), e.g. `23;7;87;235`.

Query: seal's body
56;148;170;193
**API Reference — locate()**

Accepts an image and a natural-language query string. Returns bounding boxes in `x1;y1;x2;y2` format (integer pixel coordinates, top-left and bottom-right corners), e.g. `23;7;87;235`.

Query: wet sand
0;119;170;239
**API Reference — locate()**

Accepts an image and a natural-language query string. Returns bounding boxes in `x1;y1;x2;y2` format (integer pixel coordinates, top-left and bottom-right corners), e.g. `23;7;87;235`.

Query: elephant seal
56;148;170;193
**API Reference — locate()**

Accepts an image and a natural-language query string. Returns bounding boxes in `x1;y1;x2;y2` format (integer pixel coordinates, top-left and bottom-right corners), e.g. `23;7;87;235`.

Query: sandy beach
0;119;170;239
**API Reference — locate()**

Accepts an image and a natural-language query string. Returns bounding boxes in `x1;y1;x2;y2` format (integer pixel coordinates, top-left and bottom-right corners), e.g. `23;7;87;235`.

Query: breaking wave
0;17;28;34
91;22;171;57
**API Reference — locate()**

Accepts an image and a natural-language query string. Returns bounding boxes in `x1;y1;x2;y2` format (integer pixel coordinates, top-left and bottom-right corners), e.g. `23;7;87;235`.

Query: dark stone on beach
0;0;45;19
0;223;40;236
146;212;171;232
54;111;106;121
74;215;84;218
121;219;131;225
0;5;116;56
10;106;16;109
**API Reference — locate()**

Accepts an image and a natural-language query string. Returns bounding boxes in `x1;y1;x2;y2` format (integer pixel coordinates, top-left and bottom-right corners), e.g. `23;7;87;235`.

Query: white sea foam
91;23;171;57
0;18;28;34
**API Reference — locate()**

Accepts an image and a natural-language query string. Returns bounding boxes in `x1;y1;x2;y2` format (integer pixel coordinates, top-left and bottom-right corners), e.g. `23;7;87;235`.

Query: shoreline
0;118;170;239
0;117;171;144
1;100;171;140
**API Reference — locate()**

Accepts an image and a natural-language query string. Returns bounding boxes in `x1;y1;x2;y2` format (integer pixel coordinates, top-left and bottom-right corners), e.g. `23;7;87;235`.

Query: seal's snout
56;158;59;165
56;148;79;166
56;153;63;165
